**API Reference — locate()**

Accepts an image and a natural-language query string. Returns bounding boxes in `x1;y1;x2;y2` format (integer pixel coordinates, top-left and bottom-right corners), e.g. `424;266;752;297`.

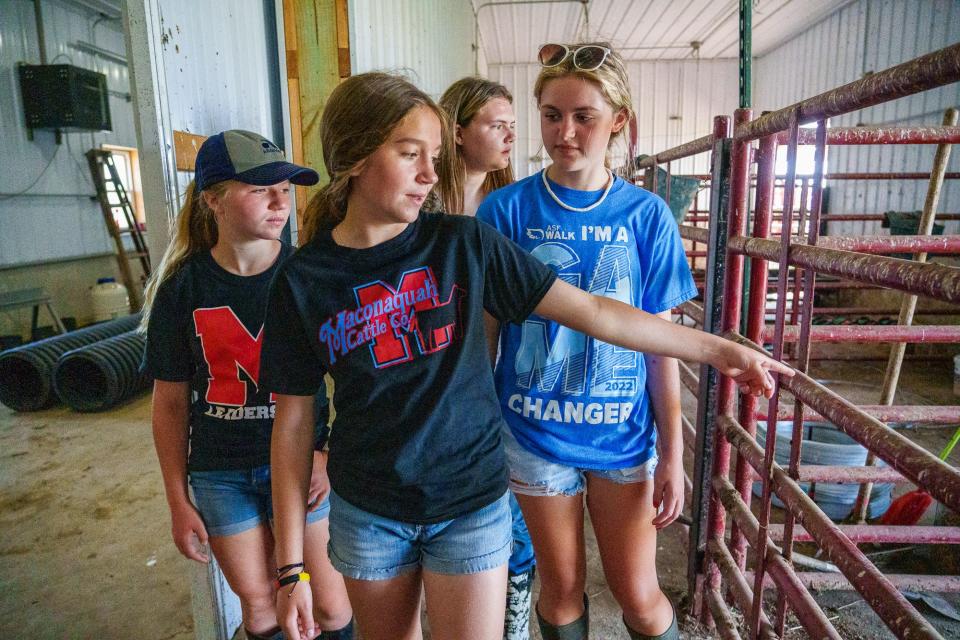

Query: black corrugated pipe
0;314;141;412
53;329;149;412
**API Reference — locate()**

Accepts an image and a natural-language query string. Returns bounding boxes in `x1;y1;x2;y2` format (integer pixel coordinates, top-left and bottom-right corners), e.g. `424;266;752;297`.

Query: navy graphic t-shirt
259;212;557;523
143;244;331;471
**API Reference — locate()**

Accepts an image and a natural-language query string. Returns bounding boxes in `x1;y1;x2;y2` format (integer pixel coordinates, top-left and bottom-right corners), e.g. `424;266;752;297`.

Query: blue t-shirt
477;171;698;469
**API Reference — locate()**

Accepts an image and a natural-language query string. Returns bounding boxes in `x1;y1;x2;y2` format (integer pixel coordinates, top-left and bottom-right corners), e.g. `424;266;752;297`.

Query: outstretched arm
533;279;793;397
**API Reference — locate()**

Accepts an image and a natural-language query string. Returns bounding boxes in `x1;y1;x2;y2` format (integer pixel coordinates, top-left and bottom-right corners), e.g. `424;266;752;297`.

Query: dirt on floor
0;354;958;639
0;396;193;640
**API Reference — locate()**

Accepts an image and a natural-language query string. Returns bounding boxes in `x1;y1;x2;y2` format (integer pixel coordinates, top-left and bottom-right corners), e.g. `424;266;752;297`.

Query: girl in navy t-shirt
260;72;791;640
141;130;352;640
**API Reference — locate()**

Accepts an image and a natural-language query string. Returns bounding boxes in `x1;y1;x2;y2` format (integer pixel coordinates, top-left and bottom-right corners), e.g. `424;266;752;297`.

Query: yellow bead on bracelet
275;571;310;595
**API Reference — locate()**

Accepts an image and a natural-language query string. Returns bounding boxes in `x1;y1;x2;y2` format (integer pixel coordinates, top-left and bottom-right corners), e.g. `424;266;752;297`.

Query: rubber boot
245;627;283;640
320;618;355;639
504;567;535;640
624;607;680;640
536;593;588;640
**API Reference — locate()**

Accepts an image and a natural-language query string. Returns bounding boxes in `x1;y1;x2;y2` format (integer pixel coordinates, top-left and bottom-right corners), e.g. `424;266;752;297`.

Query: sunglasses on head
537;44;612;71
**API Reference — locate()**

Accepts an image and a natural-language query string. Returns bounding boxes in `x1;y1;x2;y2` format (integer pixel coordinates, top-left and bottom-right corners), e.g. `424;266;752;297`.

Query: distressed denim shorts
327;490;512;580
189;464;330;537
502;427;658;497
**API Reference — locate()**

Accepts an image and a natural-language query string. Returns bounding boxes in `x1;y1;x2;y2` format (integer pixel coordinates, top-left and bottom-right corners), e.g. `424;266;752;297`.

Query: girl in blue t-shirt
261;72;789;640
476;44;698;640
141;130;353;640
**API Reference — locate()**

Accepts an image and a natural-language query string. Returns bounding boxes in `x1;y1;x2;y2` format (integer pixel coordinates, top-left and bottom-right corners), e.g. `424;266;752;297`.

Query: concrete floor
1;352;958;639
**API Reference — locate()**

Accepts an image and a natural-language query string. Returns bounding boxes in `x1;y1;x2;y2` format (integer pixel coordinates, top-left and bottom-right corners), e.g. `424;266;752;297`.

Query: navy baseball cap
194;130;320;191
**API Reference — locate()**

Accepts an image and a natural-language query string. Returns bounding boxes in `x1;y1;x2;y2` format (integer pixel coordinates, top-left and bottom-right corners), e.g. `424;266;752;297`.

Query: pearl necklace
540;168;614;213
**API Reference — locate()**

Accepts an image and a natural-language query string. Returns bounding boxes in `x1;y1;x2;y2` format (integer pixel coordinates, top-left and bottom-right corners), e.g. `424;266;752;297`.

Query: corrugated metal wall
490;59;739;179
0;0;283;267
349;0;479;99
158;0;283;199
0;0;135;267
754;0;960;235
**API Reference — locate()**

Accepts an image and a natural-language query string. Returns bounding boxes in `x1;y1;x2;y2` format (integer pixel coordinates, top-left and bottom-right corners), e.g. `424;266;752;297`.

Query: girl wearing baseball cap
141;130;353;640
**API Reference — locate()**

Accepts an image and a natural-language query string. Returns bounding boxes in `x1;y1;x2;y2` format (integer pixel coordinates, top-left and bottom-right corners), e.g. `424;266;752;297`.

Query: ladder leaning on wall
85;148;151;312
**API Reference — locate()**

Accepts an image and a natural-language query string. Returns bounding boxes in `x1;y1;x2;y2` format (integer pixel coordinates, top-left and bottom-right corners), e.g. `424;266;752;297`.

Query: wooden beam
282;0;344;238
336;0;351;79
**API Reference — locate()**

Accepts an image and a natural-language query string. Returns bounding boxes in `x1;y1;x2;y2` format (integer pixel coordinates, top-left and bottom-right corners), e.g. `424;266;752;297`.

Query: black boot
245;627;283;640
320;618;354;639
536;593;588;640
624;608;679;640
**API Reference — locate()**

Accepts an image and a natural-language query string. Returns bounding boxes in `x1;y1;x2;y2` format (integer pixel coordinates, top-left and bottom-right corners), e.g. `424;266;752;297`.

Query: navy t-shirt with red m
142;244;329;471
259;213;557;524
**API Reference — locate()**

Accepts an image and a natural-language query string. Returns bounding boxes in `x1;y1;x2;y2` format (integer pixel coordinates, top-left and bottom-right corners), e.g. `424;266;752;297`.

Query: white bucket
753;421;893;521
91;278;130;322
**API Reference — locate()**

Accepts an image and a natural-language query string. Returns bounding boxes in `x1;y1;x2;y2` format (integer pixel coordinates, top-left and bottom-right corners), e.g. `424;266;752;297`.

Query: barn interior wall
754;0;960;237
0;0;136;336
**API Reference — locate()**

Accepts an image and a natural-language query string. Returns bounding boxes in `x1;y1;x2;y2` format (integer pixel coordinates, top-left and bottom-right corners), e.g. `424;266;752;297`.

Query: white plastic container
91;278;130;322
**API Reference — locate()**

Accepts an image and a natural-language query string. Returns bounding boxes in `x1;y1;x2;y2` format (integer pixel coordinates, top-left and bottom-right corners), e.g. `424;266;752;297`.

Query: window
99;144;145;232
775;121;829;177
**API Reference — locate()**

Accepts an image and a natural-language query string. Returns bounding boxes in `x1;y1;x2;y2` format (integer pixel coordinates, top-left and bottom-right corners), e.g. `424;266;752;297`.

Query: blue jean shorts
502;428;658;497
327;490;513;580
189;464;330;537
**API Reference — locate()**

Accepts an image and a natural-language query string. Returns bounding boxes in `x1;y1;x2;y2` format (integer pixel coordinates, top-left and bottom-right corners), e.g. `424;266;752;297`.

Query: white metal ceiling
475;0;857;65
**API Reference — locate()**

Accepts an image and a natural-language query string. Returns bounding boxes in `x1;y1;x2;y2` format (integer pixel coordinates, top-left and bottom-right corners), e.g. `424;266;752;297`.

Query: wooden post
282;0;348;238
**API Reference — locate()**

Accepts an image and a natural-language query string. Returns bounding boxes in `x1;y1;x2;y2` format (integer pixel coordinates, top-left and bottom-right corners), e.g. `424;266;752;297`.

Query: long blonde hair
139;180;228;331
534;42;634;155
301;72;447;242
434;77;515;214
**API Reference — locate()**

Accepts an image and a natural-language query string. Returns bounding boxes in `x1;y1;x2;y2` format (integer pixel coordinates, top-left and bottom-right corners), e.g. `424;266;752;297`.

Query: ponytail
300;176;351;244
138;180;225;332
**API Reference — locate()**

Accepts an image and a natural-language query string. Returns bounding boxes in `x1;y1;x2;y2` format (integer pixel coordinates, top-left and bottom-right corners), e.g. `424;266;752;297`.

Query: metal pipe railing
775;125;960;145
733;43;960;141
731;334;960;514
656;41;960;640
720;414;942;638
701;108;752;613
760;404;960;424
762;324;960;343
730;237;960;303
750;572;960;593
635;133;715;168
706;537;777;640
645;44;960;639
713;473;844;640
767;524;960;544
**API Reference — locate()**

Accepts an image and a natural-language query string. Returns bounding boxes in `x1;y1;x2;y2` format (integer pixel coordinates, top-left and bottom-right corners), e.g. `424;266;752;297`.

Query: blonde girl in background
260;71;790;640
430;76;535;640
141;130;353;640
478;43;698;640
430;76;515;215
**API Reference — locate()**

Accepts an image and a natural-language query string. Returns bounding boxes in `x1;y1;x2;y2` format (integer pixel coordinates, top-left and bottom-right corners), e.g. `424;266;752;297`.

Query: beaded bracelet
276;562;304;577
274;571;310;597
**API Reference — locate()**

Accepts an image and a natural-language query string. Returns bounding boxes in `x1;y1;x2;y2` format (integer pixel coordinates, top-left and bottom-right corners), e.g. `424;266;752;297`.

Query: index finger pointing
765;359;795;376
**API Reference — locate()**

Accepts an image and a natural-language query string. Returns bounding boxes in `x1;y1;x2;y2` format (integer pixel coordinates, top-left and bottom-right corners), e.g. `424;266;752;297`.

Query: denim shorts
502;428;658;497
189;464;330;537
327;490;512;580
